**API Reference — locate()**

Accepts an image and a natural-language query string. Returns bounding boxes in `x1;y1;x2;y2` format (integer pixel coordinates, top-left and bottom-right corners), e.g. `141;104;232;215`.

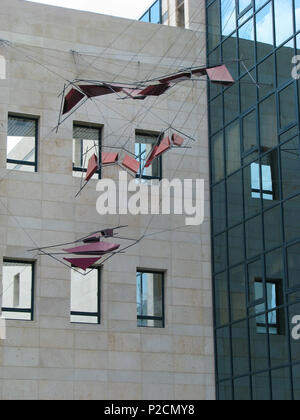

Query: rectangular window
2;260;34;320
7;115;38;172
70;267;100;324
136;270;164;328
135;132;162;180
251;162;273;200
251;150;278;201
254;279;284;335
73;124;101;178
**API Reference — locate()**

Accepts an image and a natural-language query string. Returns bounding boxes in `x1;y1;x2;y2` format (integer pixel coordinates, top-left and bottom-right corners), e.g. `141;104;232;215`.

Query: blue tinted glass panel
140;11;150;22
150;1;160;23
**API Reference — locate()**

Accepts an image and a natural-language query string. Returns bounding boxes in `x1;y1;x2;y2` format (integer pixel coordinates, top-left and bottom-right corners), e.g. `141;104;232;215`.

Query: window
251;162;273;200
256;2;273;60
139;0;162;24
135;132;162;180
176;0;185;27
7;115;38;172
254;279;284;335
238;0;252;14
251;151;278;201
136;270;164;328
1;260;34;320
73;124;101;178
70;267;101;324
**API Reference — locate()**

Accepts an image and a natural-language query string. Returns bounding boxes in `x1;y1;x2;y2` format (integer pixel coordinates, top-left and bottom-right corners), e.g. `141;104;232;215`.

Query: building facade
0;0;214;400
207;0;300;400
0;0;298;401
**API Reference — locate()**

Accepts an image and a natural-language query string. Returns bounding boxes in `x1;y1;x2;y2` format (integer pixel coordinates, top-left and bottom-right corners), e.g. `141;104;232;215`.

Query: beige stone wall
162;0;206;32
0;0;214;400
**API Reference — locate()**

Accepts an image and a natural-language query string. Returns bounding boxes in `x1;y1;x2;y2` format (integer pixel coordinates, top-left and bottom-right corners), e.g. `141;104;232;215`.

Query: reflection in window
280;137;300;199
287;242;300;290
251;162;273;200
215;271;229;326
139;0;162;24
264;205;283;250
7;116;37;172
212;132;224;183
274;0;293;47
257;55;275;99
227;171;243;226
284;194;300;243
223;35;238;79
238;18;255;71
230;265;247;322
279;84;296;129
136;271;164;328
277;41;296;86
242;110;257;153
2;260;34;321
239;0;252;13
135;132;162;180
212;182;226;234
248;259;262;303
296;0;300;31
225;120;240;175
256;3;273;60
254;280;283;334
221;0;236;37
214;233;227;273
73;125;101;179
216;327;232;380
207;0;221;51
259;95;277;149
70;267;100;324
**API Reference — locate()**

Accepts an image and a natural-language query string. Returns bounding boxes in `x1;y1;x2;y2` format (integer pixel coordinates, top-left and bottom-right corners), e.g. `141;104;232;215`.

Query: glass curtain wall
207;0;300;400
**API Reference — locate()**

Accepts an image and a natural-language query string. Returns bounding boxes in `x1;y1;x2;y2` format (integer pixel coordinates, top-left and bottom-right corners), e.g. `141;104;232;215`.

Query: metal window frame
136;270;165;328
1;259;35;321
72;123;102;179
7;114;39;172
139;0;162;24
70;266;101;325
206;0;300;400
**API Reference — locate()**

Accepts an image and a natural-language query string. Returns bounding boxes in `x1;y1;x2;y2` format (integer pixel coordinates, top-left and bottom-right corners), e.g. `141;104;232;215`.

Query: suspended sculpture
28;226;130;272
75;131;187;197
60;64;234;118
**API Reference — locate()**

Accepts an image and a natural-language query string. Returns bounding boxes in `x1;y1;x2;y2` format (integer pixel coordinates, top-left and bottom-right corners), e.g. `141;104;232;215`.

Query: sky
28;0;155;20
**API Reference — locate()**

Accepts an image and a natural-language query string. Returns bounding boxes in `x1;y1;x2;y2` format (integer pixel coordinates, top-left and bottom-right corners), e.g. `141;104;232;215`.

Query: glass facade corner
139;0;162;24
207;0;300;400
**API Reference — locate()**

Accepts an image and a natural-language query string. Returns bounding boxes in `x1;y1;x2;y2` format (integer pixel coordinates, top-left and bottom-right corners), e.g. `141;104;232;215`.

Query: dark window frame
7;114;39;172
254;277;285;335
2;259;35;321
70;266;101;325
72;123;102;179
139;0;162;24
136;269;165;328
